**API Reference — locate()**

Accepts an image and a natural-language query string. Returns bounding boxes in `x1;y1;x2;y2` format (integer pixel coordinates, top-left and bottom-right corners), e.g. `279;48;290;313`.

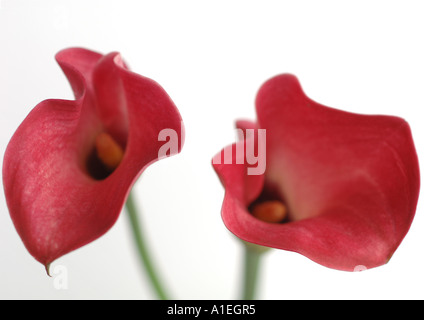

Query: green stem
125;191;169;300
241;242;267;300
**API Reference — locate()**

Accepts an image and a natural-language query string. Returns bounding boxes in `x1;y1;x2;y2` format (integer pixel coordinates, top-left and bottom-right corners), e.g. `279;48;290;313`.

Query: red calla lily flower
3;48;183;270
213;74;420;271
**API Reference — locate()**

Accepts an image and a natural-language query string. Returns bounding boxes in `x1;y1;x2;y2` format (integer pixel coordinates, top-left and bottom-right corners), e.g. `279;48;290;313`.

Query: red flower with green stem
2;48;184;299
213;74;420;299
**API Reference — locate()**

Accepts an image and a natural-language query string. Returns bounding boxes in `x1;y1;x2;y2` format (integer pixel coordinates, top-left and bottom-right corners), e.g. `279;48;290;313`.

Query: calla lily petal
3;48;183;268
213;74;420;271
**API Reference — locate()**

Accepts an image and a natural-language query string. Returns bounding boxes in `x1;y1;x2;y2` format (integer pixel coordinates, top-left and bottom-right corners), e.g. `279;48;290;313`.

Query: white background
1;0;423;300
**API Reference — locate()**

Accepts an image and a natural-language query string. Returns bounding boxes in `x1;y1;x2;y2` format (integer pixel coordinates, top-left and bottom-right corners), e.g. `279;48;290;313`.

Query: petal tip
45;263;52;277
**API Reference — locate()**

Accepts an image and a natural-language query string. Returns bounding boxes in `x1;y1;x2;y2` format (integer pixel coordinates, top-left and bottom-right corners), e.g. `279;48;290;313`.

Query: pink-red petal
3;48;183;267
214;74;420;271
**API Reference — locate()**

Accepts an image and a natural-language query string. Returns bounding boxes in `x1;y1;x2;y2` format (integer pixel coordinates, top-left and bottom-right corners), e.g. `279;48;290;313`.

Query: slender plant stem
125;191;169;300
241;242;267;300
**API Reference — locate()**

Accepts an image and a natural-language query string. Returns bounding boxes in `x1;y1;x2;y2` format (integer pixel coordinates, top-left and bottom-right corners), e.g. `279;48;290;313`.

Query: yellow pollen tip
95;132;124;171
251;200;287;223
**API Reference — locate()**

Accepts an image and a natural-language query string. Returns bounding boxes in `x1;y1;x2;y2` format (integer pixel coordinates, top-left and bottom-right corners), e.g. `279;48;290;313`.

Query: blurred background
1;0;423;299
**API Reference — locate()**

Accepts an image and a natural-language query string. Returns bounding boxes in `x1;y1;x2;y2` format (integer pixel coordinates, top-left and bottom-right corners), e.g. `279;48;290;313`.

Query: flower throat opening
86;132;124;180
248;183;289;224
